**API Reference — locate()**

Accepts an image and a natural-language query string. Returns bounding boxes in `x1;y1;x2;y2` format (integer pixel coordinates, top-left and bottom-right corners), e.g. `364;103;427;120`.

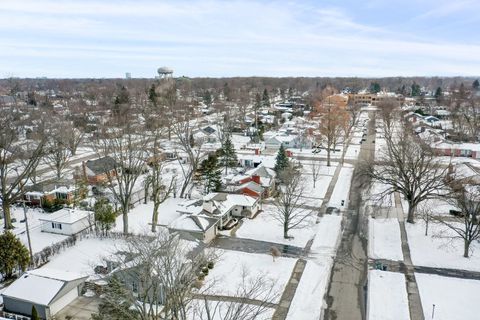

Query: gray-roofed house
1;269;88;320
75;156;118;185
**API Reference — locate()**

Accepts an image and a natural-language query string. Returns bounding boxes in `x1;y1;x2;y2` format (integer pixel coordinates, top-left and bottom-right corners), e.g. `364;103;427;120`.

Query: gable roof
2;269;87;306
85;156;117;175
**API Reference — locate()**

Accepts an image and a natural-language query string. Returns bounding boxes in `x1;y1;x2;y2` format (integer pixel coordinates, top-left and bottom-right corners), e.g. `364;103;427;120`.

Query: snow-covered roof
38;208;92;224
169;214;217;232
2;269;86;305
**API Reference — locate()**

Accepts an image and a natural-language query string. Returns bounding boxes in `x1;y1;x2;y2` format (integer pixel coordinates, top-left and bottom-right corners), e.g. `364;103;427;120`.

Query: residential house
264;134;312;150
75;156;117;185
24;179;77;206
1;268;88;320
38;208;94;236
169;193;260;243
227;165;276;198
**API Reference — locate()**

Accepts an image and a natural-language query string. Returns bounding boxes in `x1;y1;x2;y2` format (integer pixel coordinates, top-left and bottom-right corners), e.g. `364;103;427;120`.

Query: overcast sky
1;0;479;78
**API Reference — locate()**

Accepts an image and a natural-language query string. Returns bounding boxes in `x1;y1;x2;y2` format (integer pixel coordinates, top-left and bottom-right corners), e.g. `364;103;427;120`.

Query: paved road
323;112;375;320
210;235;306;258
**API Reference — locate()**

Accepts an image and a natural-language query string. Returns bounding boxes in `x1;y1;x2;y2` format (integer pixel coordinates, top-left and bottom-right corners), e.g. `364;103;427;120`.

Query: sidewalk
394;192;425;320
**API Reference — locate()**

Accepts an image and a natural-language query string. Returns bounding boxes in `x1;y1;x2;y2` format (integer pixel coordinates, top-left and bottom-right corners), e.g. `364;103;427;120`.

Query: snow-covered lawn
416;273;480;320
299;161;338;176
286;259;332;320
310;215;342;257
328;165;354;208
345;143;360;160
368;218;403;261
10;206;69;254
367;270;410;320
300;169;332;205
286;215;342;319
40;237;120;278
205;250;296;303
188;299;274;320
113;197;184;234
235;204;317;247
407;221;480;272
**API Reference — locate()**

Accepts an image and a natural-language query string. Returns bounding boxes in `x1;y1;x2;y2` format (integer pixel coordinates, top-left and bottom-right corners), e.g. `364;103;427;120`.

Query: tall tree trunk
151;201;160;232
2;200;13;229
407;201;415;223
464;240;470;258
283;222;289;239
327;149;331;167
122;206;129;234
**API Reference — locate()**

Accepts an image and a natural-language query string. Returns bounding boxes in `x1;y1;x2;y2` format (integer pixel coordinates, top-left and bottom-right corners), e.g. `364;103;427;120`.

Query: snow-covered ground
368;218;403;261
10;206;69;254
286;215;342;320
328;165;354;208
205;250;296;303
367;270;410;320
188;299;274;320
112;197;184;234
301;174;331;206
235;205;317;247
39;237;120;278
286;260;332;320
407;221;480;272
310;215;342;257
416;273;480;320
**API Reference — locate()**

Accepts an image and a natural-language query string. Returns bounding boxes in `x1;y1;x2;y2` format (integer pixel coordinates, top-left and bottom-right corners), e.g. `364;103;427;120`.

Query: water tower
157;67;173;80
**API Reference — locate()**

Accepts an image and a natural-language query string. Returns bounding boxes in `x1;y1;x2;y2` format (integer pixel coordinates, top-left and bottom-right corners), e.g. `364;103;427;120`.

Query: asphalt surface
323;112;375;320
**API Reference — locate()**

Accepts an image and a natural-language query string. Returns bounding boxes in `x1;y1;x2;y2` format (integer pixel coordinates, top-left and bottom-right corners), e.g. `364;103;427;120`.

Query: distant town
1;71;480;320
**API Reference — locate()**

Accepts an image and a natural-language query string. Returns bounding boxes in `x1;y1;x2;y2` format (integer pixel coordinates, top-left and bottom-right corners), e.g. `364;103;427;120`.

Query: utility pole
23;201;34;264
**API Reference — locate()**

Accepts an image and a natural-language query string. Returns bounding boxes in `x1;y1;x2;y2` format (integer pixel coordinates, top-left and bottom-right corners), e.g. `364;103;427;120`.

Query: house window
56;192;68;200
51;222;62;230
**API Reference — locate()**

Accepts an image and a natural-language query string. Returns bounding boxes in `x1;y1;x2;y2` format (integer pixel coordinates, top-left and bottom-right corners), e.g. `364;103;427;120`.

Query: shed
38;208;93;235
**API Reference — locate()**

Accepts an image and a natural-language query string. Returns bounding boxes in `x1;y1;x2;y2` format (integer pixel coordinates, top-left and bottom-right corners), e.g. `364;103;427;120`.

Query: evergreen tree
0;231;30;279
92;276;139;320
274;145;290;174
148;84;157;106
199;154;222;194
203;90;213;106
217;135;238;174
473;79;480;90
94;198;116;235
434;87;443;102
369;82;381;94
262;88;270;107
223;83;232;102
31;306;40;320
411;82;421;97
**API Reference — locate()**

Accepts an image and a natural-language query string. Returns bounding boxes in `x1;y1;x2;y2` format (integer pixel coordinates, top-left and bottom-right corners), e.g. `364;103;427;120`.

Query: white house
1;268;88;320
39;208;93;235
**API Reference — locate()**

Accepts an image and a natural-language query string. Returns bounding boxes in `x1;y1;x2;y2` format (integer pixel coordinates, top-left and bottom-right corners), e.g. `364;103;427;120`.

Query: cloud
0;0;478;77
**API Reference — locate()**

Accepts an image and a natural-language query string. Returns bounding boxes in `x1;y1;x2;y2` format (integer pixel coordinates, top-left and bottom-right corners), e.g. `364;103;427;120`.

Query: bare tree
94;232;214;320
417;204;433;236
361;124;449;223
273;167;313;238
0;108;45;229
310;158;321;189
435;181;480;258
172;111;205;198
193;268;279;320
313;96;349;166
44;127;72;179
65;126;85;156
95;122;149;234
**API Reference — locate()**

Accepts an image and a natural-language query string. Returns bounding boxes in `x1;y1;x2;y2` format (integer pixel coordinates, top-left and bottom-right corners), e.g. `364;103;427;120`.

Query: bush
202;267;209;276
207;261;214;269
